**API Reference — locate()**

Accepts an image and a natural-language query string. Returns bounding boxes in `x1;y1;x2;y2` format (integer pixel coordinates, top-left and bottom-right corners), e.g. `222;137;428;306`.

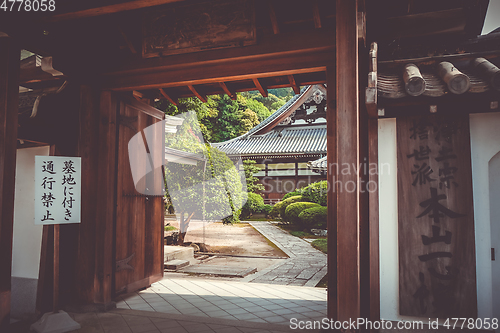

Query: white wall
378;112;500;321
470;112;500;319
12;146;50;279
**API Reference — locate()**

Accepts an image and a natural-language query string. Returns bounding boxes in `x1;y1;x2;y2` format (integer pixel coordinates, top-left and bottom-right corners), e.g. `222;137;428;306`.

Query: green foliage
282;190;303;201
298;206;328;228
243;160;264;193
241;192;264;218
311;239;328;254
301;180;328;206
289;230;309;238
269;201;283;218
163;114;244;224
260;204;273;215
245;98;271;122
278;195;304;219
285;202;321;224
268;88;294;99
164;225;177;231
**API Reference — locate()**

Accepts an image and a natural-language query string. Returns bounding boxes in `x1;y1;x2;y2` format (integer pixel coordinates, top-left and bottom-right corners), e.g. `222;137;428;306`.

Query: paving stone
179;265;257;277
164;260;190;270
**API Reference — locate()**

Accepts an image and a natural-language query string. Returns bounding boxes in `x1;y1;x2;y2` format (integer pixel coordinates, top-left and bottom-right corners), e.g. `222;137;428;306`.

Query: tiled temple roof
214;85;327;158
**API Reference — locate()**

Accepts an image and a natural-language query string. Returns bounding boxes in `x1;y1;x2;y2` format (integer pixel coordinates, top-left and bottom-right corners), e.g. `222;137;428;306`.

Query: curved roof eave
212;84;325;148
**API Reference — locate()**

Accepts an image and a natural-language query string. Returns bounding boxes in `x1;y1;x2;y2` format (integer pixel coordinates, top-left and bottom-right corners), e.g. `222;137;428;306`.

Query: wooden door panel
114;97;164;295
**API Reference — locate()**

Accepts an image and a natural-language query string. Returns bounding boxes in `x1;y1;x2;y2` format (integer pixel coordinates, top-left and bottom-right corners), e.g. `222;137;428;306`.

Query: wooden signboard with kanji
397;113;477;318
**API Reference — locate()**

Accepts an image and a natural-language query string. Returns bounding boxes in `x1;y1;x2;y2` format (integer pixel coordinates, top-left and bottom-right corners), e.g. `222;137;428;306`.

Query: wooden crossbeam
219;82;236;100
159;89;178;105
188;85;207;103
288;75;300;94
132;90;144;100
43;0;184;22
252;78;268;97
312;0;322;29
268;1;280;34
118;27;137;54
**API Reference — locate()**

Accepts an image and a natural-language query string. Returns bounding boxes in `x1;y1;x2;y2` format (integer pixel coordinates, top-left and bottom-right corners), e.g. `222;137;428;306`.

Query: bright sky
482;0;500;34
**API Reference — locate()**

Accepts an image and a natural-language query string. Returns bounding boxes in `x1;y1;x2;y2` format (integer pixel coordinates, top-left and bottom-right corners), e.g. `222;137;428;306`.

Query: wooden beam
159;89;178;105
188;85;207;103
312;0;322;29
288;75;300;94
268;1;280;34
119;27;137;54
132;90;144;101
219;82;236;100
252;78;268;97
335;0;361;323
103;29;335;91
43;0;184;22
0;36;20;329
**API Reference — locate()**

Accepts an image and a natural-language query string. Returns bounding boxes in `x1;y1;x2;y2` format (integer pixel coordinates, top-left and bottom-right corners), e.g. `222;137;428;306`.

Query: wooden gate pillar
327;0;369;325
0;35;20;328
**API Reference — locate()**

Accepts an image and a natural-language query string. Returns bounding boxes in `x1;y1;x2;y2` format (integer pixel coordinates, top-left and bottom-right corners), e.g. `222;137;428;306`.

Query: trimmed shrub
285;202;321;225
282;190;302;201
260;204;273;215
279;195;304;218
301;181;328;206
298;206;328;228
269;201;283;218
241;193;264;218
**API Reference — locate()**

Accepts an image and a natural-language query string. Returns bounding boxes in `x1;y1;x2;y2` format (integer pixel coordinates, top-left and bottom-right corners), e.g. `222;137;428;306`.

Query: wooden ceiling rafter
253;78;268;97
268;1;280;34
118;27;137;54
188;85;207;103
288;75;301;94
159;88;178;105
219;82;236;100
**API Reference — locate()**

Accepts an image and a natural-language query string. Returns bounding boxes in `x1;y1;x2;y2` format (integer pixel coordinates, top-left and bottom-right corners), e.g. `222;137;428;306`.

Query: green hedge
301;181;328;206
285;202;321;225
279;195;304;218
241;192;264;218
260;204;273;215
282;190;302;201
269;201;283;218
298;206;327;228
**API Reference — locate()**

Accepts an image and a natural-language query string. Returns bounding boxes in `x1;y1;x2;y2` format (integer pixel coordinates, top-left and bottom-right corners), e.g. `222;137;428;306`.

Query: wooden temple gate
0;0;492;330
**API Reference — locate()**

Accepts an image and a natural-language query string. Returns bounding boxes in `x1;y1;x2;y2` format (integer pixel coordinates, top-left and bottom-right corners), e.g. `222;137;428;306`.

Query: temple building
214;85;327;203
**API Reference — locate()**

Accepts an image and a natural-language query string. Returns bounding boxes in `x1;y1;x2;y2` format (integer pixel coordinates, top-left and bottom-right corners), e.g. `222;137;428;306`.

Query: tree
243;160;264;193
245;98;271;122
163;112;246;244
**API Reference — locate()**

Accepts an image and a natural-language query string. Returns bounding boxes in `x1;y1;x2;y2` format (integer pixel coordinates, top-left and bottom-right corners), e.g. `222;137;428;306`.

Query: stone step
164;259;190;270
179;265;257;277
164;245;194;262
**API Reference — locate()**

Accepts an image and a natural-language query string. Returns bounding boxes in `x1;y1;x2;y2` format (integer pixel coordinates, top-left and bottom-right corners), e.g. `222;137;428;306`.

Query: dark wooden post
335;0;362;324
326;63;337;320
94;91;118;306
0;36;20;328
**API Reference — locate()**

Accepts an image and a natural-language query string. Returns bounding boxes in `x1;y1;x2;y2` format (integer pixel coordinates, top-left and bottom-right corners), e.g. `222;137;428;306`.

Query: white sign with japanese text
34;156;81;225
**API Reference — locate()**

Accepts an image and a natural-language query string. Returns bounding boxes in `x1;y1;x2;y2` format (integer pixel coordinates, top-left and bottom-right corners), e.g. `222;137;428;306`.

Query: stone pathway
242;222;327;287
114;278;326;329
